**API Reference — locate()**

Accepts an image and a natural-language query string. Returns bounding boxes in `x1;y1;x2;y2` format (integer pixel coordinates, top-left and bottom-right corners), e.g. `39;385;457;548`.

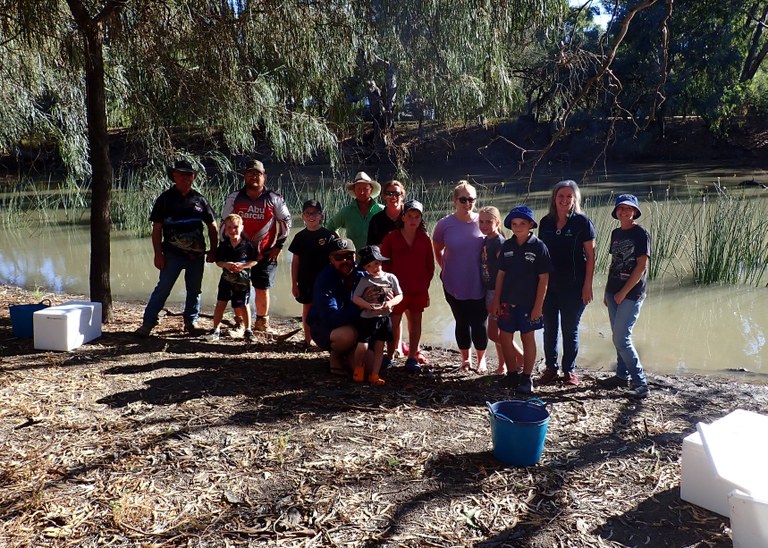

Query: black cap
357;245;389;267
302;199;322;212
327;238;356;253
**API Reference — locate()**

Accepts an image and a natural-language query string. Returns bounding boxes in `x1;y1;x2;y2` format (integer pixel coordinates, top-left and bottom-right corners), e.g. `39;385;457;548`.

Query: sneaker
517;374;535;395
503;371;520;389
135;323;154;337
184;321;204;335
205;329;221;341
254;316;270;332
243;329;255;342
563;371;580;386
537;367;559;386
229;322;245;338
597;375;630;389
380;356;393;372
626;384;650;399
405;357;422;374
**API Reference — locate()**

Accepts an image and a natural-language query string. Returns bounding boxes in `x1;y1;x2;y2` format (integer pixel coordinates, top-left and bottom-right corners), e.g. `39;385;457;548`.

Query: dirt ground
1;284;767;547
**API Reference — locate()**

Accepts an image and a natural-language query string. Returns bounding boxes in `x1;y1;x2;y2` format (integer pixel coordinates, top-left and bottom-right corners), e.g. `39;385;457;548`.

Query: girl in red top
380;200;435;372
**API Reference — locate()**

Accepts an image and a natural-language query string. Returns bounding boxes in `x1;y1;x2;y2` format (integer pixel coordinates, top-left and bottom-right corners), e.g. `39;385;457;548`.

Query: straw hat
345;171;381;199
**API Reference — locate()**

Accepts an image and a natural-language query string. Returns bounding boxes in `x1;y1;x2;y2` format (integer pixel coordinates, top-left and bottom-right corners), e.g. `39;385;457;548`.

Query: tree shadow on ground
593;487;731;547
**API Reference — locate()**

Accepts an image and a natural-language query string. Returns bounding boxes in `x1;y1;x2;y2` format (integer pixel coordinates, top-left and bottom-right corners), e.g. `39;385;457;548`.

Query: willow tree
0;0;361;321
1;0;567;320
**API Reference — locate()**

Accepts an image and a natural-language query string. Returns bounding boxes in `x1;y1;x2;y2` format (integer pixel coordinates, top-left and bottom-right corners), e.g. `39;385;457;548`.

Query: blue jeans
543;288;587;373
143;252;205;326
605;292;647;387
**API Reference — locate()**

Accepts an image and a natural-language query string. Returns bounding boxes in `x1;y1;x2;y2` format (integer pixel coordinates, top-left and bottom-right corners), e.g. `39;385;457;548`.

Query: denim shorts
250;260;278;290
497;303;543;334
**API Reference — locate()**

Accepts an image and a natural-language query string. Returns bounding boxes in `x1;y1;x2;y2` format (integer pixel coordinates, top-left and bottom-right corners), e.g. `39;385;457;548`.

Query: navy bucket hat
612;194;642;219
504;205;538;229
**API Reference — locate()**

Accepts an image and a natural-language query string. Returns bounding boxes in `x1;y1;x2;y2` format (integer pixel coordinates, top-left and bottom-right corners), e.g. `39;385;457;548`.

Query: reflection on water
1;223;765;377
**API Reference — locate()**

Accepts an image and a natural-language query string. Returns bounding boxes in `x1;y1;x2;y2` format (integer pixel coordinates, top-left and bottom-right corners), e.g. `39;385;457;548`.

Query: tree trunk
67;0;118;322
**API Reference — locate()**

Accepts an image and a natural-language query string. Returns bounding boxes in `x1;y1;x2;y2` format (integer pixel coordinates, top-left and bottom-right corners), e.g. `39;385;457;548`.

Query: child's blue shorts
497;303;543;334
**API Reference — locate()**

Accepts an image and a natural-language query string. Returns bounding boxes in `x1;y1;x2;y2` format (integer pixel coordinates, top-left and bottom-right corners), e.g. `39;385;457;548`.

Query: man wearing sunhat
326;171;384;250
136;160;219;337
307;238;366;376
221;159;292;333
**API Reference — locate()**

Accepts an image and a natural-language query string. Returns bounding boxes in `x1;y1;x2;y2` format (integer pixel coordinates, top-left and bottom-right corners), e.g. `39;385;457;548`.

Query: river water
1;162;767;377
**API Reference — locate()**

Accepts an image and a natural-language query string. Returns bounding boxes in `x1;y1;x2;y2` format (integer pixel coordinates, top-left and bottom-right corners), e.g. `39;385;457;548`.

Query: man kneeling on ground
307;238;365;376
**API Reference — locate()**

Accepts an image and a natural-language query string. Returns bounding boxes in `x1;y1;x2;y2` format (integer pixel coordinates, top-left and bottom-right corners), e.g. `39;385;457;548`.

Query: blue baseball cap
504;205;537;229
612;194;642;219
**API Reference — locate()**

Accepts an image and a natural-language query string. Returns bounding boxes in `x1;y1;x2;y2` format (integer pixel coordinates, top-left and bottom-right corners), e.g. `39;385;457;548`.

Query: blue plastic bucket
9;300;51;338
487;399;550;466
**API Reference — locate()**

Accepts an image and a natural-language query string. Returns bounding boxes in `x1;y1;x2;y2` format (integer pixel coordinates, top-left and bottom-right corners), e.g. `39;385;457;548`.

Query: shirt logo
525;252;536;262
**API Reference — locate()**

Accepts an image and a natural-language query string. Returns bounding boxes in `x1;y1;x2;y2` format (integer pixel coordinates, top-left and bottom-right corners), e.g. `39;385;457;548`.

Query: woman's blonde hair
453;180;476;199
546;179;583;220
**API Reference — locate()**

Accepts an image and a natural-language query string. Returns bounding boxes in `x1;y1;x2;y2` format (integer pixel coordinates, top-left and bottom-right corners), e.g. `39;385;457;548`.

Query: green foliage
688;193;768;285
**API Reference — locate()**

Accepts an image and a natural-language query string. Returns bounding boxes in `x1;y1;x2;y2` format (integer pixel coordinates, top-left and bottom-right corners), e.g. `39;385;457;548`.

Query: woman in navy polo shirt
537;180;596;386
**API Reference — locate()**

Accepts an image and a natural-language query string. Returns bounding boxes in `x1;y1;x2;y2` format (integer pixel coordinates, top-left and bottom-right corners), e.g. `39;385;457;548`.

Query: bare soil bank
2;284;767;546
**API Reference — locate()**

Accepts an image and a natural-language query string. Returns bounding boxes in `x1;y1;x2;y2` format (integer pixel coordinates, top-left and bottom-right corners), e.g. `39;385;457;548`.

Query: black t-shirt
367;209;399;246
216;237;259;287
288;227;335;290
606;224;651;300
149;186;215;257
538;212;595;291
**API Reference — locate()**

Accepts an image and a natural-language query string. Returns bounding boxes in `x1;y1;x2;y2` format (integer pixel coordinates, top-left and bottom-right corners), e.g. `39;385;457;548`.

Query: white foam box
33;301;102;351
729;489;768;548
681;409;768;517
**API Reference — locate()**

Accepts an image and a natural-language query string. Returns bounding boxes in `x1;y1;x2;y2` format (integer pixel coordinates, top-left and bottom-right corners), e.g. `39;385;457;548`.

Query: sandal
352;365;365;383
460;361;472;373
368;374;386;385
405;357;422;374
415;350;428;364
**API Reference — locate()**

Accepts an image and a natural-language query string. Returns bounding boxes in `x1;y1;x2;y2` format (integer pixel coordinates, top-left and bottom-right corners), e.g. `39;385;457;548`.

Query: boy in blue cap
492;206;553;394
598;194;651;399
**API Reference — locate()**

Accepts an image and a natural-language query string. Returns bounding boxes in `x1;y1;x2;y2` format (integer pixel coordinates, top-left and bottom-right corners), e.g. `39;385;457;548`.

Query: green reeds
688;192;768;286
645;190;690;281
0;175;88;227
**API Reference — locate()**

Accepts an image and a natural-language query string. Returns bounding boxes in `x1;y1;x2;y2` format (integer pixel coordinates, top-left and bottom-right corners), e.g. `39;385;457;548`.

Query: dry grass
1;284;766;547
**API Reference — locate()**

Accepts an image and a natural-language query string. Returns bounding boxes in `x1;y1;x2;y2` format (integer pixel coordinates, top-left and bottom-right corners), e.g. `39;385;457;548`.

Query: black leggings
444;289;488;351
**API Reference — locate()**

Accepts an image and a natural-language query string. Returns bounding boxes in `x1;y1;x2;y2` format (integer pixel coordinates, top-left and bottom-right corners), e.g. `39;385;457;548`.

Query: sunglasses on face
458;196;476;204
330;253;355;262
384;191;402;197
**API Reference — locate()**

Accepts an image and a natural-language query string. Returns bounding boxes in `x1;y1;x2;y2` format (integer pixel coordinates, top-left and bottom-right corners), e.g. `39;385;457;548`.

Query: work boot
135;323;154;337
537;367;559;386
254;315;270;332
184;320;204;336
563;371;580;386
626;384;650;400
